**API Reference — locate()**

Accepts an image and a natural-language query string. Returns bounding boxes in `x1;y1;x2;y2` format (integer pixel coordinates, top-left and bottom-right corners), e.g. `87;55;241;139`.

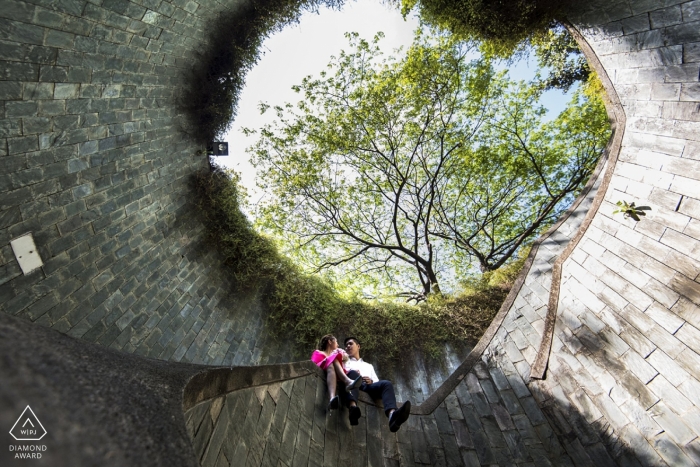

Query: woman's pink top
311;349;348;373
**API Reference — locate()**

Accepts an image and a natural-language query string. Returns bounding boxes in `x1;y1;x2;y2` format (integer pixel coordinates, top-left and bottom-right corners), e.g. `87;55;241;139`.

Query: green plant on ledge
613;200;651;221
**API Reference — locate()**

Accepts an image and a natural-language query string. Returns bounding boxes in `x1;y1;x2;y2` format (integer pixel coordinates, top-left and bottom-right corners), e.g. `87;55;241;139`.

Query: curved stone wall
1;0;700;465
185;359;584;467
0;0;295;367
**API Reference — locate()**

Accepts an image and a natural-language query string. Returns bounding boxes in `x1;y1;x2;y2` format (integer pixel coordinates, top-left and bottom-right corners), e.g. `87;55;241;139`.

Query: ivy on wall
181;0;342;143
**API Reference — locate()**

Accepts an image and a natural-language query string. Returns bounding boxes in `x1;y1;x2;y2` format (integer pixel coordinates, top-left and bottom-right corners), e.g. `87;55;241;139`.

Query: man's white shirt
346;357;379;383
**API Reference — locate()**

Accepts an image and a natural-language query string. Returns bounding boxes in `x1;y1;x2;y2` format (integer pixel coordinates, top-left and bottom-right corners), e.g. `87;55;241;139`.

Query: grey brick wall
457;0;700;464
1;0;700;464
0;0;294;367
185;361;581;467
181;0;700;463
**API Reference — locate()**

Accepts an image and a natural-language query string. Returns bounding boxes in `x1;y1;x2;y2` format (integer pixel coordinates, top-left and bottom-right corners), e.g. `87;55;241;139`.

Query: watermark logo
9;406;46;441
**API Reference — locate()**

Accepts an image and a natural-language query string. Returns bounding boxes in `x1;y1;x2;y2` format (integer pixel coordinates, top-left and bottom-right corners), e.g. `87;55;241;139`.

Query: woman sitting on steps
311;334;362;410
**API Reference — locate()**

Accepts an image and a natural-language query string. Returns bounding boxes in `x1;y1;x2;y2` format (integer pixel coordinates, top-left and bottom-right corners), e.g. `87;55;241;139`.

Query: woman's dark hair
319;334;336;351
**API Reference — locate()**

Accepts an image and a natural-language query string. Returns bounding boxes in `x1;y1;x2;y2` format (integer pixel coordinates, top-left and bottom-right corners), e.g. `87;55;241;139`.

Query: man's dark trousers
343;370;397;416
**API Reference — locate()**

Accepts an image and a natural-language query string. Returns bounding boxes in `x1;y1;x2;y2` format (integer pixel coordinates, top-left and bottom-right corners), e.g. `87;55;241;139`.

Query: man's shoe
328;396;339;411
349;405;361;426
389;401;411;432
346;376;362;391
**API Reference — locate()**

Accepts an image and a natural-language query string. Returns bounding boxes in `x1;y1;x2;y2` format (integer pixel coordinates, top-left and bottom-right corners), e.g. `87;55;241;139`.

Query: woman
311;334;362;410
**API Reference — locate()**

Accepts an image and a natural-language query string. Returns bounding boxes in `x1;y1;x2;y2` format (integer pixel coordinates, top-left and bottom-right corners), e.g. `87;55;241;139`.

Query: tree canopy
399;0;558;57
398;0;590;92
246;31;610;299
531;25;590;92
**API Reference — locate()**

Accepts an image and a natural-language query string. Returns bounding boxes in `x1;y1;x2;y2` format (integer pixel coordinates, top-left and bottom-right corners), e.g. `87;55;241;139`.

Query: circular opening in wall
186;0;613;366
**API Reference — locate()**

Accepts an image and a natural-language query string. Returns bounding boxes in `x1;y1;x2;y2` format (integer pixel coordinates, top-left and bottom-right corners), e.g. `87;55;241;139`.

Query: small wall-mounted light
207;141;228;156
10;233;43;275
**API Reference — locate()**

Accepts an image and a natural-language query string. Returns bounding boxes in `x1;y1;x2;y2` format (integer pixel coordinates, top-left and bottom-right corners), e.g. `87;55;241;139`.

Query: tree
398;0;559;57
531;25;590;92
434;83;608;273
398;0;590;92
247;31;610;299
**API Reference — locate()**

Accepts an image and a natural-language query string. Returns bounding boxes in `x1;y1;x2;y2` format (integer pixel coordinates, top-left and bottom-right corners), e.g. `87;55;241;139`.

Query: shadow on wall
0;311;202;467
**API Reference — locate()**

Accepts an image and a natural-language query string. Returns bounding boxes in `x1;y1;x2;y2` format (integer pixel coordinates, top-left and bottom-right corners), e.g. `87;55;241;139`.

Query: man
342;337;410;432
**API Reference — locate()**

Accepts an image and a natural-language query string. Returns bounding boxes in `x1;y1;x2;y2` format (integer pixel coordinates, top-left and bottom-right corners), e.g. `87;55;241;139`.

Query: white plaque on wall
10;233;43;275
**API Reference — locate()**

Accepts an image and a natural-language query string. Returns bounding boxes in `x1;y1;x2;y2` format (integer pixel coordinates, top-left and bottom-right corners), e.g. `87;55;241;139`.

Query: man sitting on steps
341;336;410;432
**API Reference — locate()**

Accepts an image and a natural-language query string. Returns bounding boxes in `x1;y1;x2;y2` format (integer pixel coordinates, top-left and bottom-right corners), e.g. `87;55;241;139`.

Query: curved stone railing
530;20;627;381
183;360;577;467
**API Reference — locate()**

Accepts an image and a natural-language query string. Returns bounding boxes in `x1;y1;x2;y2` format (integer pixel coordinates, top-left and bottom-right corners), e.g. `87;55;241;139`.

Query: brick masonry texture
1;0;700;465
185;363;581;467
0;0;296;369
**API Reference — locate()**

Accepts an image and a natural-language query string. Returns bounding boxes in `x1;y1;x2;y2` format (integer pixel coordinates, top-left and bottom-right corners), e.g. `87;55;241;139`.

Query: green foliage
180;0;342;143
400;0;592;93
178;0;592;143
612;201;651;222
400;0;561;57
443;78;610;273
485;248;529;287
248;31;492;296
582;70;607;103
192;168;283;288
247;31;611;296
531;25;590;92
192;168;511;365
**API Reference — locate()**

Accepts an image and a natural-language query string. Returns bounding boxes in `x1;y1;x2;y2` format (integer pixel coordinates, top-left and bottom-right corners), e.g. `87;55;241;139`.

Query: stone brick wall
0;0;295;367
526;0;700;463
181;0;700;463
185;360;580;467
1;0;700;464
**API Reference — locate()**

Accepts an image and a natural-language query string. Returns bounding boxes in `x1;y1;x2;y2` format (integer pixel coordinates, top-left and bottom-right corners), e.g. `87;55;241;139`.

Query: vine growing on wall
180;0;343;144
613;200;651;221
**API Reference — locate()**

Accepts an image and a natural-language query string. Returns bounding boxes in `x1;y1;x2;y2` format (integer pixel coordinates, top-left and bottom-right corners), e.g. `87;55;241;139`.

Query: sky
217;0;573;207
